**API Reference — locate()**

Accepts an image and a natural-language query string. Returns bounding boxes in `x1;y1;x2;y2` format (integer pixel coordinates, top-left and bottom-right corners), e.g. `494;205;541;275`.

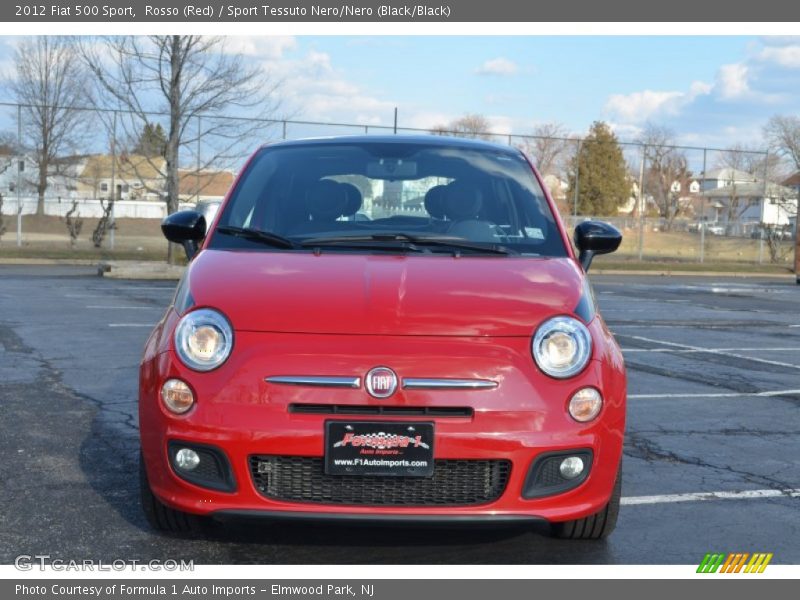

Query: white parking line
629;389;800;399
63;294;104;298
108;323;155;328
87;305;157;310
610;324;724;329
618;334;800;370
97;286;175;291
622;488;800;506
623;347;800;353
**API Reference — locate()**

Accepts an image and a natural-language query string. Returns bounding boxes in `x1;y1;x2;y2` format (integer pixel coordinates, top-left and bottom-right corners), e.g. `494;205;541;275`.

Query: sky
1;35;799;151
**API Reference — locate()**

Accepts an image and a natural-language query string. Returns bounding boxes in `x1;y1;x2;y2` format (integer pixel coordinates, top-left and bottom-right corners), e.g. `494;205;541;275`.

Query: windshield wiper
298;236;425;254
215;226;296;249
300;233;515;255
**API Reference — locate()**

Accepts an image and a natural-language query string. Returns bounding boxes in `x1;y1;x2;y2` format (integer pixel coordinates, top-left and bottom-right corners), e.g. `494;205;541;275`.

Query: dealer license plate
324;421;435;477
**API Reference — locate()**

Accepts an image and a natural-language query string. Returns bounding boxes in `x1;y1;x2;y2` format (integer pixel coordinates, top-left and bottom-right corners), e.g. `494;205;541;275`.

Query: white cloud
223;36;297;60
715;63;751;100
603;78;714;125
606;122;644;140
689;80;713;96
486;115;514;136
605;90;684;123
475;57;518;77
758;44;800;69
259;50;396;126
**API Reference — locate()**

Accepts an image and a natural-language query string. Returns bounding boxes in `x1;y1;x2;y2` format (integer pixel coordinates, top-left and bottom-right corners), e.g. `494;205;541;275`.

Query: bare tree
81;36;282;262
8;37;89;215
764;115;800;170
765;116;800;281
91;198;116;248
518;123;570;177
637;124;689;230
62;200;83;247
432;114;494;140
714;144;758;231
0;193;6;241
720;140;787;183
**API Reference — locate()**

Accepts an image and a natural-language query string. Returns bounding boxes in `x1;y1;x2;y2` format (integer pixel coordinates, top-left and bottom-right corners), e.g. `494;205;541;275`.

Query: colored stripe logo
697;552;773;573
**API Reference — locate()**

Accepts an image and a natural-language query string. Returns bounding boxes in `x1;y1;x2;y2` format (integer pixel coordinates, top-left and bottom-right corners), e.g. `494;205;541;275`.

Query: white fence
0;196;197;219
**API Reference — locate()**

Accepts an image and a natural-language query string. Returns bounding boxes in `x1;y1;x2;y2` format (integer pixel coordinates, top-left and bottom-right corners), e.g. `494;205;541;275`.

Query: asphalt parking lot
1;265;799;564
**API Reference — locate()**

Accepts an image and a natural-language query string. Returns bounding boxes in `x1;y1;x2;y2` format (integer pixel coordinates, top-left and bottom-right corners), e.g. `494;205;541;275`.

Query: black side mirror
161;210;207;260
574;221;622;272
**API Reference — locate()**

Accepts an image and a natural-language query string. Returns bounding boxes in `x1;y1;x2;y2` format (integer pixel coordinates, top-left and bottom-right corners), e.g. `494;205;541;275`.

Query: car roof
260;134;522;155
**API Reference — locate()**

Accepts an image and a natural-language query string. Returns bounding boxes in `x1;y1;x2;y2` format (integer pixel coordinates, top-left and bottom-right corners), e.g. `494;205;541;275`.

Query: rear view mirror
366;158;418;179
574;221;622;272
161;210;207;260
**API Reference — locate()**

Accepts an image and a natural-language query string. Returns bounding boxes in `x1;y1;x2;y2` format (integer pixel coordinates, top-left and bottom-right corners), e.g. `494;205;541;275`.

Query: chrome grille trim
265;375;497;391
265;376;361;389
402;378;498;390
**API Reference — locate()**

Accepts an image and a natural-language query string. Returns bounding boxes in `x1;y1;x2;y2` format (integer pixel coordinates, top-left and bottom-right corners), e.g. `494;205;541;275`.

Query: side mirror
574;221;622;272
161;210;207;260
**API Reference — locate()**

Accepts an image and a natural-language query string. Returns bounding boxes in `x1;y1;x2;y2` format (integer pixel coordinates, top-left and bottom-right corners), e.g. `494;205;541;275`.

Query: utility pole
759;151;769;265
196;115;201;203
700;149;707;264
110;111;117;250
637;144;646;261
16;104;22;247
572;139;582;222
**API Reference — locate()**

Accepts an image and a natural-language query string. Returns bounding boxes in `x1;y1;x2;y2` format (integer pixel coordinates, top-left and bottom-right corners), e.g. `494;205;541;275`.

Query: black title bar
5;0;800;22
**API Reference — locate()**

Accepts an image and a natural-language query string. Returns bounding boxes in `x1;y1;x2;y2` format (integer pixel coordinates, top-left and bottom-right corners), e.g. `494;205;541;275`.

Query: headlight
532;316;592;378
174;308;234;371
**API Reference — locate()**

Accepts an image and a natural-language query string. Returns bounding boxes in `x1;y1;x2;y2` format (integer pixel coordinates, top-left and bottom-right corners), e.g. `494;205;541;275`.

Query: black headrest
305;179;349;222
443;180;482;220
424;185;447;219
338;182;363;216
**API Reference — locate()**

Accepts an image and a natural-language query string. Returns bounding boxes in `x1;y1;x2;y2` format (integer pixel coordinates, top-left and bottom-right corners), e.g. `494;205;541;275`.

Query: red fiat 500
140;136;626;539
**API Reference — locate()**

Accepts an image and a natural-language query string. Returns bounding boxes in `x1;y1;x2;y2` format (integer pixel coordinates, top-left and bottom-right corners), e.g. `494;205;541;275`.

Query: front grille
288;404;473;417
249;456;511;506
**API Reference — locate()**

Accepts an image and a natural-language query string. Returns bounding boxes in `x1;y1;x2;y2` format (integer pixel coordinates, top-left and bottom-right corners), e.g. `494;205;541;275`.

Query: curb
0;258;104;266
591;269;796;278
99;261;185;280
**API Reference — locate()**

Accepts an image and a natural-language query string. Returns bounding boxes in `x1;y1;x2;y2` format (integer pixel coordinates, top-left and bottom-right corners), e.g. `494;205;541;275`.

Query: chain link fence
0;101;796;266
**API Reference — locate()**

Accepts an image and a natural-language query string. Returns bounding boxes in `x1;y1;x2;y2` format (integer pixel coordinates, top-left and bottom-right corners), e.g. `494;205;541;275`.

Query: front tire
139;452;199;534
551;470;621;540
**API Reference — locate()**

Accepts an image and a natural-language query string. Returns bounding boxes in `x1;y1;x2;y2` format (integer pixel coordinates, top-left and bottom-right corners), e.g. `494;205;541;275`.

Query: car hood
186;249;585;337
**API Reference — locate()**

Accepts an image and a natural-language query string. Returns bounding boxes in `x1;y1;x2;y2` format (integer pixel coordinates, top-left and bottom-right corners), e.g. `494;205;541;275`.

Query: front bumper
139;327;626;523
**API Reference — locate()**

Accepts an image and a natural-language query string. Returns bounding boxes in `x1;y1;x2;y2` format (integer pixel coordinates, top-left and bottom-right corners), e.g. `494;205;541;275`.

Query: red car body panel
139;138;626;524
181;251;586;336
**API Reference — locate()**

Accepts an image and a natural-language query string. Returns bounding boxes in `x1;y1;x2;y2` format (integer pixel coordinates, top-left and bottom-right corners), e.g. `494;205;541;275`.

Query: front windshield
211;140;568;257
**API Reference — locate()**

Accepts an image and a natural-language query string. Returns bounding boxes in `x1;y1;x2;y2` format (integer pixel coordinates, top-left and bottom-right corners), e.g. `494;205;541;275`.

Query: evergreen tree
132;123;167;157
567;122;630;215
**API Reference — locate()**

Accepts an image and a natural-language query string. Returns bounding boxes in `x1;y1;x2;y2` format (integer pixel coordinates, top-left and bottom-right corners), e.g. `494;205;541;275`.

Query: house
0;150;38;196
0;150;79;198
699;167;759;191
76;154;166;201
700;181;797;234
781;172;800;196
178;169;236;202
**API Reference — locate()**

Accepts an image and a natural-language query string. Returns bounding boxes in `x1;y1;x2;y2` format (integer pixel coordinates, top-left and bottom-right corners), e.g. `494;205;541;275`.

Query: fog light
568;387;602;422
559;456;585;479
161;379;195;414
174;448;200;471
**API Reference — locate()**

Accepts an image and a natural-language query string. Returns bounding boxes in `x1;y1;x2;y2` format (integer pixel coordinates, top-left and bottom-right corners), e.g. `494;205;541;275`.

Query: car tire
551;470;621;540
139;452;199;534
